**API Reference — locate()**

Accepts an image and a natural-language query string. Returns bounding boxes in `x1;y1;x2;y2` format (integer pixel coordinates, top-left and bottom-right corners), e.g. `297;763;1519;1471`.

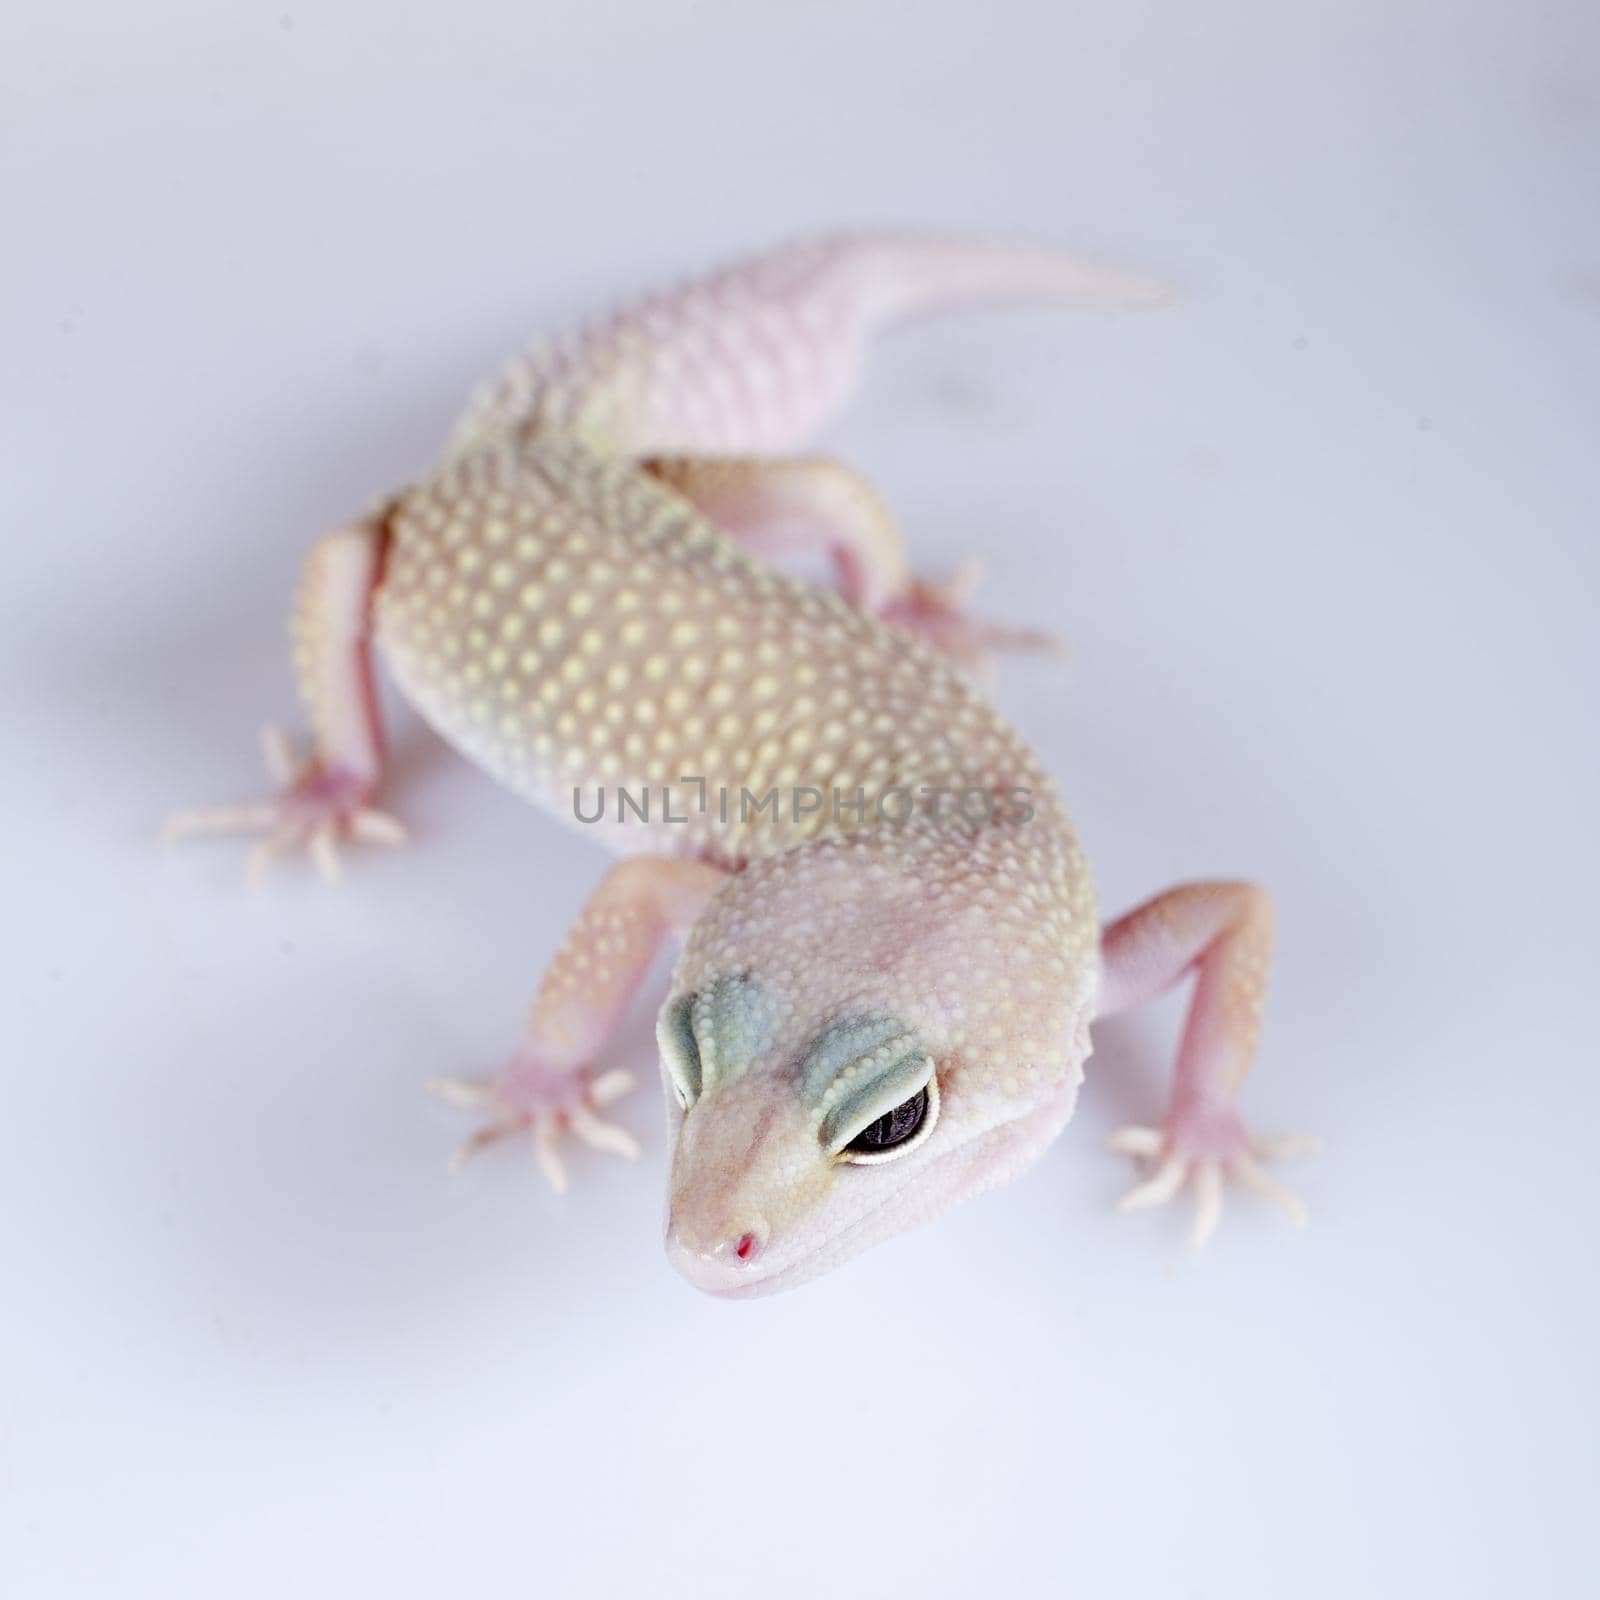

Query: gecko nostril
665;1211;769;1275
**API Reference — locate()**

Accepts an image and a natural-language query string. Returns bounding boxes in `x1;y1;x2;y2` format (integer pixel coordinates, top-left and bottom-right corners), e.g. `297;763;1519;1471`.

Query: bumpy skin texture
376;436;1062;865
178;235;1310;1295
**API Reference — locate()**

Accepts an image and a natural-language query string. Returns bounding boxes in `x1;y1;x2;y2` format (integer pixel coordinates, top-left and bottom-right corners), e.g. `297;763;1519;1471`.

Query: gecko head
656;831;1095;1297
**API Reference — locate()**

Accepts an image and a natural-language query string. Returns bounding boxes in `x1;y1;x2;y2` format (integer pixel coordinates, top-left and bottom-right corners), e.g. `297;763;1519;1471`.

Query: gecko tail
449;231;1171;460
837;232;1173;327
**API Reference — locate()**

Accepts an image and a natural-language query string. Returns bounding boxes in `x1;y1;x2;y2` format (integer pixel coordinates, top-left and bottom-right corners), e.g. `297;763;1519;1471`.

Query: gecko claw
167;724;405;885
587;1068;637;1107
349;809;408;846
447;1119;519;1174
532;1122;567;1194
1190;1159;1224;1247
1106;1124;1165;1158
245;829;296;892
1109;1118;1315;1245
308;825;341;885
424;1076;497;1111
429;1060;641;1190
568;1105;641;1159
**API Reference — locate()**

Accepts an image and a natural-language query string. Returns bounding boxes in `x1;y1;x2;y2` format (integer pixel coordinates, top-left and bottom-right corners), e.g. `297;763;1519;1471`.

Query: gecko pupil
847;1087;928;1152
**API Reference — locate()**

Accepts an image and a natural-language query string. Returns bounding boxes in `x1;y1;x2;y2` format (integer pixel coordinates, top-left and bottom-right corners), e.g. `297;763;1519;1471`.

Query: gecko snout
664;1212;770;1292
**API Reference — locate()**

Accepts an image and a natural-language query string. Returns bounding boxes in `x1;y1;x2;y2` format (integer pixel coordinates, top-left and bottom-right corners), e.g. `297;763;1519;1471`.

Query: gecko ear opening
657;993;701;1110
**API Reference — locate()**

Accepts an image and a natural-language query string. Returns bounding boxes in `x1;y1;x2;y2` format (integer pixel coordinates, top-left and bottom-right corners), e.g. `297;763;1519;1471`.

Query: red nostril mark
733;1232;759;1263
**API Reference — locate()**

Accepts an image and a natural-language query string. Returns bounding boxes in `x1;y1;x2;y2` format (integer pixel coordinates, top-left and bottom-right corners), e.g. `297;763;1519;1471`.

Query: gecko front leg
429;857;727;1191
1096;881;1316;1245
641;454;1061;671
165;517;406;885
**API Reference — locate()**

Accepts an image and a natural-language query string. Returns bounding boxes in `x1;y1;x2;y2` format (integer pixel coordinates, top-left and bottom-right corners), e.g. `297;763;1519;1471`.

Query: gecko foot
1108;1109;1318;1247
164;725;406;887
427;1057;640;1194
881;560;1065;675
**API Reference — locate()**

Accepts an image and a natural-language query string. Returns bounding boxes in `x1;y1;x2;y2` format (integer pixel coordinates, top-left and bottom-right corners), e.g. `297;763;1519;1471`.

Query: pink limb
427;858;728;1191
1096;882;1315;1245
450;233;1169;461
165;518;405;886
641;454;1061;671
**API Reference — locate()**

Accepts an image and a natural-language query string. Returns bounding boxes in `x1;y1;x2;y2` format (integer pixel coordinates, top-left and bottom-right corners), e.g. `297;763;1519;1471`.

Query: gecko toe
1107;1124;1164;1157
1190;1160;1224;1247
1230;1153;1309;1226
1116;1151;1189;1211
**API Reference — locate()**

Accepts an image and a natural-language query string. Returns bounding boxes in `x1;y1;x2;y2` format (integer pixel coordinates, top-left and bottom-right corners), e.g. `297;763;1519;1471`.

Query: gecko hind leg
1095;881;1317;1246
428;858;727;1191
642;455;1063;674
164;517;406;886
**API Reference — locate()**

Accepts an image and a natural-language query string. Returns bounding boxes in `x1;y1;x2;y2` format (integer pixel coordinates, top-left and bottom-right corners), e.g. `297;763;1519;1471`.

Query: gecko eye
837;1074;939;1165
657;993;701;1110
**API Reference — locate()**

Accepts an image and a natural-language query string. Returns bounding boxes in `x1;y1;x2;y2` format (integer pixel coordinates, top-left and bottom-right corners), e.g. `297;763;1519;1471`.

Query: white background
3;2;1596;1595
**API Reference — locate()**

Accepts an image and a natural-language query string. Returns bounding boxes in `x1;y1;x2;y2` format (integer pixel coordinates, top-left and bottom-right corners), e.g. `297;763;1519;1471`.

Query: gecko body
174;236;1310;1295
